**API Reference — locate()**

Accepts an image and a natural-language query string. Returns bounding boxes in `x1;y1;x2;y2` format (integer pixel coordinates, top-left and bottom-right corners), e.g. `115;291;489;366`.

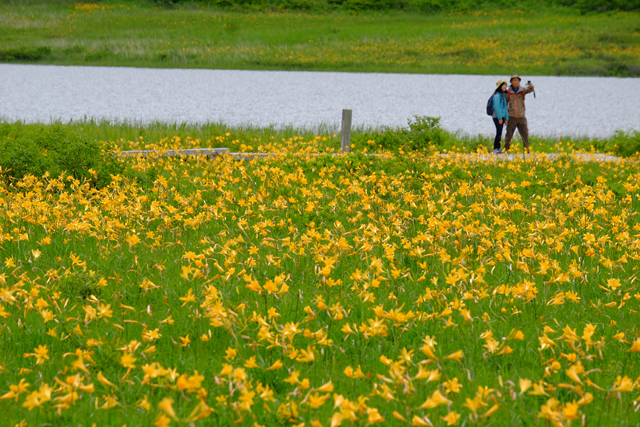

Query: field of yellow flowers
1;135;640;426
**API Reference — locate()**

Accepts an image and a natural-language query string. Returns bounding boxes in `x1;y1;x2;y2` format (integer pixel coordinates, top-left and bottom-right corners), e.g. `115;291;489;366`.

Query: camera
527;80;536;98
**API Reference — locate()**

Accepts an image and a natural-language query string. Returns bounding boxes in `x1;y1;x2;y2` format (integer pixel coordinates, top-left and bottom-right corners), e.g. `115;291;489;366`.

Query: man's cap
510;74;522;82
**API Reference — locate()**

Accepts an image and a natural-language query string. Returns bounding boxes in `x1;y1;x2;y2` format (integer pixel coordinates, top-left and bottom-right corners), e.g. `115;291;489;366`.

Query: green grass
1;120;640;425
1;140;640;426
1;2;640;75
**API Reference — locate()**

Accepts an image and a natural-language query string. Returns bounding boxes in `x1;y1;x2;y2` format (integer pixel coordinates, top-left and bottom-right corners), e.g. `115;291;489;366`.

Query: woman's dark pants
493;118;503;150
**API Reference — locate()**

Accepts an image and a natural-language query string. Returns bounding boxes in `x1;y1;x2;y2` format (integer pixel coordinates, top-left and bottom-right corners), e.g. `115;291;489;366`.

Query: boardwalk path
118;149;622;163
437;152;621;163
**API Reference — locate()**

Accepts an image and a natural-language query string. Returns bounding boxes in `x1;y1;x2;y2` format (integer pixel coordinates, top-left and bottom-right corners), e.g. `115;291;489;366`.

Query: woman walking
492;79;509;154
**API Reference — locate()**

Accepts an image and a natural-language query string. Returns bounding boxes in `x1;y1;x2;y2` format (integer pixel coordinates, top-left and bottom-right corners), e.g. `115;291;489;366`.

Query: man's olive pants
504;117;529;150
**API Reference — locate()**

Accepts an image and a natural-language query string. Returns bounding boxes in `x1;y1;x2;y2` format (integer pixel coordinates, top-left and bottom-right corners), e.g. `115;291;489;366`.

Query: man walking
504;75;534;153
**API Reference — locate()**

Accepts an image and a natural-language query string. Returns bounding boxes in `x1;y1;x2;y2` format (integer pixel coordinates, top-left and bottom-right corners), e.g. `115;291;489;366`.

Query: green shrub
553;0;640;13
58;271;102;300
343;0;400;11
0;122;125;188
609;130;640;157
0;46;51;62
146;0;640;12
354;115;448;152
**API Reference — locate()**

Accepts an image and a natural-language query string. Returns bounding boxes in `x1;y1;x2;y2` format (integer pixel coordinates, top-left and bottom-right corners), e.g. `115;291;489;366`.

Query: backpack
486;94;495;116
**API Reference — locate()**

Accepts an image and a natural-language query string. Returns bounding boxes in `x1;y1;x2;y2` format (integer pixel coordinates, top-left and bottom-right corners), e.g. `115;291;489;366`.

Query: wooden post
340;109;352;153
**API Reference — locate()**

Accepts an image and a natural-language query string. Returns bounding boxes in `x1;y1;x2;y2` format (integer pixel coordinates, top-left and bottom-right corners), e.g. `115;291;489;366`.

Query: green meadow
1;121;640;426
1;2;639;75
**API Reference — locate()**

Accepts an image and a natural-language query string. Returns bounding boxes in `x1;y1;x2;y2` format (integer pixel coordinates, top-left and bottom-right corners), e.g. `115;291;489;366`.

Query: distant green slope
1;2;639;76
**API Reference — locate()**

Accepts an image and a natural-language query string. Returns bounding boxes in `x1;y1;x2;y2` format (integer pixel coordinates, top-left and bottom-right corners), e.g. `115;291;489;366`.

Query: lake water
1;64;638;137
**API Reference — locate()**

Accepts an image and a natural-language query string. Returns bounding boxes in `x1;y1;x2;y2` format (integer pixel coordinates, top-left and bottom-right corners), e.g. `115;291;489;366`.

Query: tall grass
3;119;639;156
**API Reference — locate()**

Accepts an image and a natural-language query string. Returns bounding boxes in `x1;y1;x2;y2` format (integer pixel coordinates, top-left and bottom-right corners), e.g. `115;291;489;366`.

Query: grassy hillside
1;2;639;75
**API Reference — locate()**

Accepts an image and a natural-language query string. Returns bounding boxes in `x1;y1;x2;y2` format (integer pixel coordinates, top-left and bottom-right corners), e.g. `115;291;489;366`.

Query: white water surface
1;64;639;137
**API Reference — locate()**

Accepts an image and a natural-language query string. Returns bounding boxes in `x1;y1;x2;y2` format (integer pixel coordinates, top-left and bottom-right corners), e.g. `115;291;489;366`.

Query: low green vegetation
1;119;639;166
1;2;639;76
163;0;640;13
0;122;127;189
